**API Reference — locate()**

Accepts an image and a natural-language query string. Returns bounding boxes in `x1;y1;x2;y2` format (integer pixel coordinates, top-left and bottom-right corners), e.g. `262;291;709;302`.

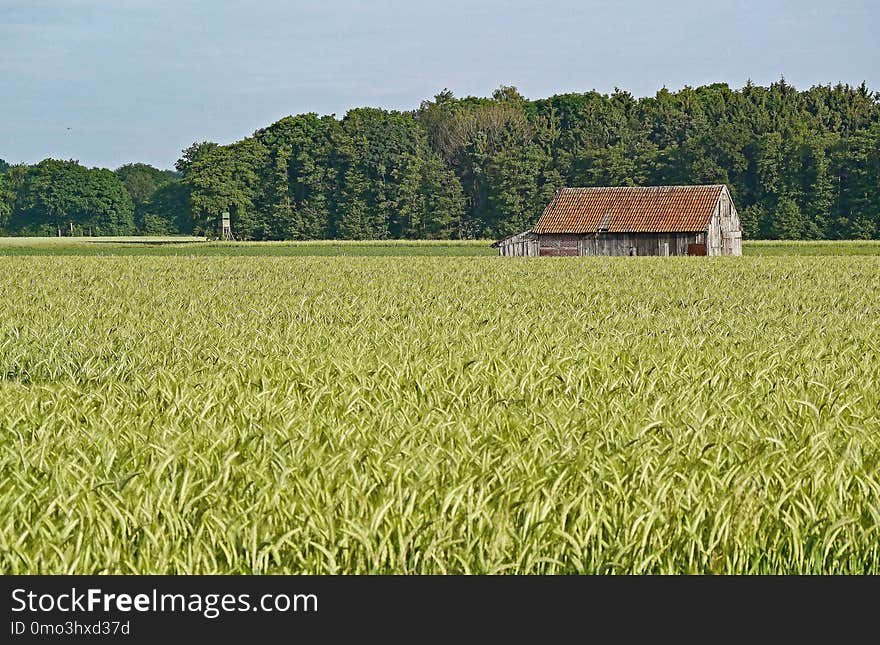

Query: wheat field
1;252;879;573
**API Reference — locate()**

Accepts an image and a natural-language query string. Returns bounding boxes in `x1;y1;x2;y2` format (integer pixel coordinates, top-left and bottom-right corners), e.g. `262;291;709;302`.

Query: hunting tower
219;211;232;240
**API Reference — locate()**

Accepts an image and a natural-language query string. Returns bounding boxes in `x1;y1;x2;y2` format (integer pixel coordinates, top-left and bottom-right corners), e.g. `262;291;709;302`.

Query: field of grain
2;237;879;257
2;248;879;573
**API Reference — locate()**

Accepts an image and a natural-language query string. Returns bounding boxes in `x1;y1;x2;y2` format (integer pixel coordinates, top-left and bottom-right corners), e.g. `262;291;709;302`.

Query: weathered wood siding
496;230;539;256
720;186;742;256
707;186;743;256
539;232;704;256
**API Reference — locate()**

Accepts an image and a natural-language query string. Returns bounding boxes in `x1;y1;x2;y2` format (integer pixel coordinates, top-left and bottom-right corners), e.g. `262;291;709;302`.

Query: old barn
494;184;742;256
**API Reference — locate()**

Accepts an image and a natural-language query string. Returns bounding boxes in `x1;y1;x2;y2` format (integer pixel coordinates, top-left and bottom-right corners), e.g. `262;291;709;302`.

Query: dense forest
2;80;879;240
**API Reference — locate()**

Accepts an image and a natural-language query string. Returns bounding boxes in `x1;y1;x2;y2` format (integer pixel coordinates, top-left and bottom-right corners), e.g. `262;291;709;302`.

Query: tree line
2;80;878;240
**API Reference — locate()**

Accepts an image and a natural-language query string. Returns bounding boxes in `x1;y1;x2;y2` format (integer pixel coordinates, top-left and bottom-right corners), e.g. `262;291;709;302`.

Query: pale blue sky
1;0;877;170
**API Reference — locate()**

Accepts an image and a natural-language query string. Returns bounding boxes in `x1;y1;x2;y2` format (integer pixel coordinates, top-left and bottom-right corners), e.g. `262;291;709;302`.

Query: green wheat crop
1;254;879;573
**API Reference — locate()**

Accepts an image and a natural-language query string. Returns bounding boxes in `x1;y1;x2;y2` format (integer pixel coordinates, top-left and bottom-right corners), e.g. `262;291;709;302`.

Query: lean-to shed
491;229;539;256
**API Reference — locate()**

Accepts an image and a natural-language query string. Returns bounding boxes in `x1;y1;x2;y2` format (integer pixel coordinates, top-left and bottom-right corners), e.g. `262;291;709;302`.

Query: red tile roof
533;185;725;234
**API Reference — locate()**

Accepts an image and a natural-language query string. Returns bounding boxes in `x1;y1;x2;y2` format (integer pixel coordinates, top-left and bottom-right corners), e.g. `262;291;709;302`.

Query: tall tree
7;160;134;236
115;163;180;233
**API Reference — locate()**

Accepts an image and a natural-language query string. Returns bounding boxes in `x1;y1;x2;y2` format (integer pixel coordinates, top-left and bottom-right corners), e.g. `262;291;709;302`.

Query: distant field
744;240;880;256
2;252;879;573
0;237;495;256
0;237;878;256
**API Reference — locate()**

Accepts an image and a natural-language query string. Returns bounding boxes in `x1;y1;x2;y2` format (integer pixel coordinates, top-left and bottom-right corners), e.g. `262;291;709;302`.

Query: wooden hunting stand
219;211;232;240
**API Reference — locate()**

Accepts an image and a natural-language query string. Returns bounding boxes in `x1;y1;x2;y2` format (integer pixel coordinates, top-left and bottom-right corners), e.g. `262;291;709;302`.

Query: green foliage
115;163;180;234
335;108;429;239
254;114;339;239
2;254;880;573
83;169;137;235
0;165;26;235
6;81;880;240
184;142;264;237
771;196;805;239
6;159;135;236
0;173;10;234
142;181;192;235
485;143;557;237
401;154;466;239
739;204;765;240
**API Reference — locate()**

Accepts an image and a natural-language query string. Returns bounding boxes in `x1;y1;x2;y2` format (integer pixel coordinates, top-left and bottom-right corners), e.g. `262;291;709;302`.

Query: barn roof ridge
557;184;726;190
534;184;726;234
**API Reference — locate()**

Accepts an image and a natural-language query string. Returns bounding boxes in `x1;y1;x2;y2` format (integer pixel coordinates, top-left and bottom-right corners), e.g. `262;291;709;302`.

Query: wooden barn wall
707;188;744;256
719;187;743;256
707;208;722;256
497;234;539;256
539;232;704;256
